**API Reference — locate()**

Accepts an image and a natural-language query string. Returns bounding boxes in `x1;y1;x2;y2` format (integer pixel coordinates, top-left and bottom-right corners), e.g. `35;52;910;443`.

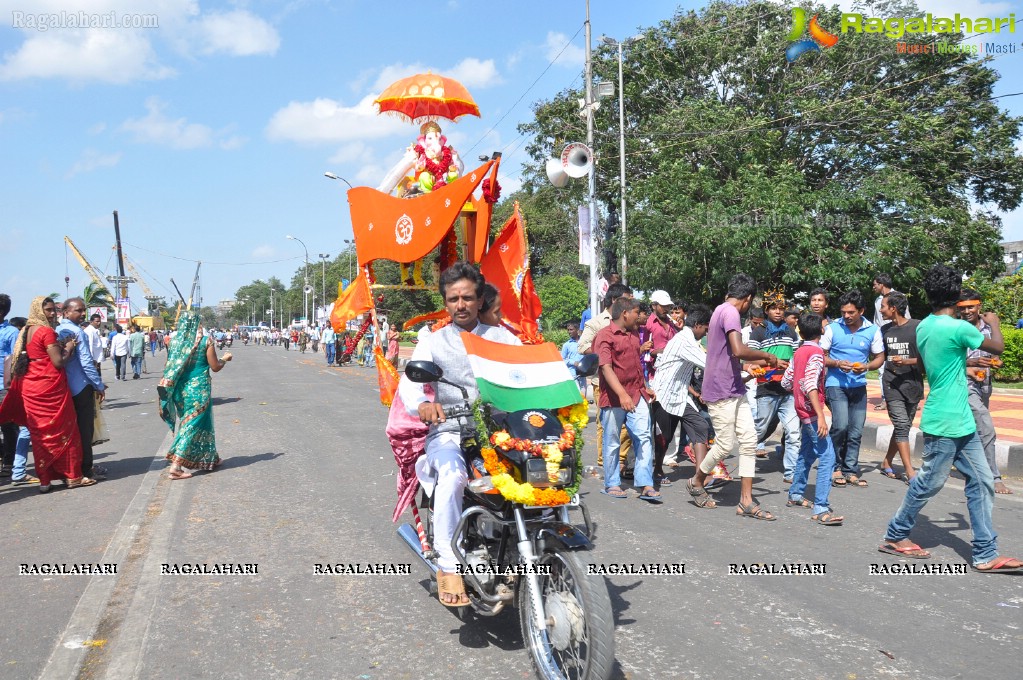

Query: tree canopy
507;0;1023;314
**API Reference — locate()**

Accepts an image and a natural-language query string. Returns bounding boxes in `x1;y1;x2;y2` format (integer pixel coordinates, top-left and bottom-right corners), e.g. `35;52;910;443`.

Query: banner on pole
115;298;131;325
578;205;592;266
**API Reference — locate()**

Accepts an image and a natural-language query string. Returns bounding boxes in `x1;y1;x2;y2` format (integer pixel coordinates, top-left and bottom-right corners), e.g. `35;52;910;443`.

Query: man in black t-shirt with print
879;291;922;482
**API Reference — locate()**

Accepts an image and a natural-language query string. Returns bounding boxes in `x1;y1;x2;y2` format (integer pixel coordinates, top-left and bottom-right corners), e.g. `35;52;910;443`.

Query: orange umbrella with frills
374;73;481;123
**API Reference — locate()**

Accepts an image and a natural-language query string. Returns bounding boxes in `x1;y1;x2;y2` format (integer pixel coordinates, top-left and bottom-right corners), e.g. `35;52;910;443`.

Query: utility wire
122;241;302;266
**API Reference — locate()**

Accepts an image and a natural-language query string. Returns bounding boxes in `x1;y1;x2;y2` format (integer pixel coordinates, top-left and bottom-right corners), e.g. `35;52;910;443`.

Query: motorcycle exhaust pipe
397;523;438;575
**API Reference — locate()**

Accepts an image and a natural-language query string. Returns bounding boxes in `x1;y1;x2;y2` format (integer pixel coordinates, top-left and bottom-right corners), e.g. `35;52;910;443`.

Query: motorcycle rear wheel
518;547;614;680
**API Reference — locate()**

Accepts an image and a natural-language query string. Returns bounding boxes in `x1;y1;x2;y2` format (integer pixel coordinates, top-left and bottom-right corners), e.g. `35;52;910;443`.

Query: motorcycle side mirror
576;354;599;378
405;360;444;384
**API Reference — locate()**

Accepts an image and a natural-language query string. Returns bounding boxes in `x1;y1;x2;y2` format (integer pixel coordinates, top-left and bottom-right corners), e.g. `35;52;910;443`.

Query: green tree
515;0;1023;308
537;275;589;330
82;282;115;312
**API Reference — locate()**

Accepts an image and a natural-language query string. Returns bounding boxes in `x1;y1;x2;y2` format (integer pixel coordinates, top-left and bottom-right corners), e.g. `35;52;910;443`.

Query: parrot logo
786;8;839;62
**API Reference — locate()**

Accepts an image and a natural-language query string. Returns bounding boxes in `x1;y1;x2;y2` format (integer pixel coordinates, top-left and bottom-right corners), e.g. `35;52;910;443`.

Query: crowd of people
568;265;1020;572
0;292;233;491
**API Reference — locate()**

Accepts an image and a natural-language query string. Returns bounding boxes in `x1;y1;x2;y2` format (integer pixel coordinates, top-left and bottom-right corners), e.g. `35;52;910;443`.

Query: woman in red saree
0;296;95;492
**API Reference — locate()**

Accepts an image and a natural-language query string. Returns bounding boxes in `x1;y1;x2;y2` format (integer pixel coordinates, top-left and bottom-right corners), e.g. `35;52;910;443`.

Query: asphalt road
2;342;1021;680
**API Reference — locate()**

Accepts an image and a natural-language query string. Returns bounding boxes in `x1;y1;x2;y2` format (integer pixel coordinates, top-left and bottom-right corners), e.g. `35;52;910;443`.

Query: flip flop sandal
638;491;663;503
656;476;673;487
812;511;843;526
786;497;812;509
879;467;899;479
736;500;776;521
972;556;1023;574
600;487;628;499
436;572;470;607
878;542;931;559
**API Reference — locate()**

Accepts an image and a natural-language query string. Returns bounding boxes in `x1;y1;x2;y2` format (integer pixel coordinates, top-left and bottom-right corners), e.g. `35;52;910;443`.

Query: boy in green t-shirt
880;264;1021;572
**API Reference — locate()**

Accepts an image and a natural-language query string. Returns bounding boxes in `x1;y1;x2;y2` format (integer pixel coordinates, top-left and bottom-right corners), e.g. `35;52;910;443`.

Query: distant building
215;299;236;316
1001;240;1023;275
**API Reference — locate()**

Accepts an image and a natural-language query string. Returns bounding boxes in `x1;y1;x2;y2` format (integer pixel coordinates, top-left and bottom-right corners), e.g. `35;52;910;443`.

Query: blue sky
2;0;1022;319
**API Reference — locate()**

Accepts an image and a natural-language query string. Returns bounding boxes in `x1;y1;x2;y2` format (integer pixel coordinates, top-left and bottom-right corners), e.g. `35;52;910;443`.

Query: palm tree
83;282;115;312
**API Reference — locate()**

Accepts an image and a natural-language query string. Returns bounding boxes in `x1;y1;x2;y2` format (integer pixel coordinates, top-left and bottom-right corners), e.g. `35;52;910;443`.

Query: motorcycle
398;356;614;680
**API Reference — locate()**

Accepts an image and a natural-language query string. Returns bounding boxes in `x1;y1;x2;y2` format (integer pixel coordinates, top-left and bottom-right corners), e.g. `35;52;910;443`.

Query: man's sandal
686;479;716;509
786;497;812;509
972;556;1023;574
878;542;930;559
812;511;843;526
832;473;847;487
846;476;868;487
879;467;899;479
736;500;776;521
436;571;470;607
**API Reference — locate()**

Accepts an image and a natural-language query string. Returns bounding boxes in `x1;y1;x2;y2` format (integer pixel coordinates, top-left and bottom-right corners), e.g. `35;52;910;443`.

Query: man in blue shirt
0;294;34;484
820;290;884;487
58;298;107;480
561;322;586;394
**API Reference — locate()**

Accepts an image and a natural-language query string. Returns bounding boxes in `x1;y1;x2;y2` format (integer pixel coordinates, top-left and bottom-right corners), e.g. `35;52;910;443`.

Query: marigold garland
470;399;590;507
414;144;454;188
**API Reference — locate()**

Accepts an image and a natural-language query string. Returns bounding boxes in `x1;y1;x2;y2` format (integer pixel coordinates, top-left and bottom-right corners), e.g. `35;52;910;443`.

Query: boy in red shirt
781;312;844;525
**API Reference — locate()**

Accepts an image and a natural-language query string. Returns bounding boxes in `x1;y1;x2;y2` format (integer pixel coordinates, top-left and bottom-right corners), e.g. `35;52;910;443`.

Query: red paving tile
865;383;1023;443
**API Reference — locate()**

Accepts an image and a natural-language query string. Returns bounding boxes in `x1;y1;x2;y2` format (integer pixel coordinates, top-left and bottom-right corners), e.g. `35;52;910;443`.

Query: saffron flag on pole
461;332;584;412
479;203;543;342
331;269;373;332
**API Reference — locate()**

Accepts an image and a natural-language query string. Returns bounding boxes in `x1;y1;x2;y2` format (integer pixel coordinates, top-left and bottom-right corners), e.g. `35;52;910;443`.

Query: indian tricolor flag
462;332;584;412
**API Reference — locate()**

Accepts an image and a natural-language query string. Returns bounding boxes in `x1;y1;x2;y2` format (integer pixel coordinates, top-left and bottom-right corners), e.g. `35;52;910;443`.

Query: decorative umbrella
374;73;481;123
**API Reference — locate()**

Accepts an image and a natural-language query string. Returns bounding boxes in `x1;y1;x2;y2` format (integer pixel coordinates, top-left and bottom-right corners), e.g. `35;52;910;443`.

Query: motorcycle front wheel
518;547;614;680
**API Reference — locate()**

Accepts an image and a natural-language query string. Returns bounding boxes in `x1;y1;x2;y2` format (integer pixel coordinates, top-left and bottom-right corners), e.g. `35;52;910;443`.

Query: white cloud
0;29;174;83
447;57;502;88
0;0;279;84
265;94;410;144
251;245;276;259
545;31;585;68
219;135;247;150
371;58;502;93
87;122;106;135
196;10;280;56
120;97;213;149
328;141;376;166
66;149;122;178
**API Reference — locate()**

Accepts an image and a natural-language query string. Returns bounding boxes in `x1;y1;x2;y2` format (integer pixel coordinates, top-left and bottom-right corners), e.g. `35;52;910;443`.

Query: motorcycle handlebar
442;403;473;420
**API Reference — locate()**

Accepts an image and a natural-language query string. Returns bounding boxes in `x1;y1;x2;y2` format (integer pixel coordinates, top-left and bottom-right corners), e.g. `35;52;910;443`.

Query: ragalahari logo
787;8;839;62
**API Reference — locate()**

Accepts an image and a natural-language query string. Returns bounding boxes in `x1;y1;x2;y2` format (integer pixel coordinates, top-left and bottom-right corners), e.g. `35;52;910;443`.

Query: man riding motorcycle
398;261;520;607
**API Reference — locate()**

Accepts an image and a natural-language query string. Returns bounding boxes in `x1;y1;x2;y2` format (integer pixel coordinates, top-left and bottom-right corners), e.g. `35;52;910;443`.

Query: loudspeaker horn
561;142;592;178
303;284;313;294
545;158;569;188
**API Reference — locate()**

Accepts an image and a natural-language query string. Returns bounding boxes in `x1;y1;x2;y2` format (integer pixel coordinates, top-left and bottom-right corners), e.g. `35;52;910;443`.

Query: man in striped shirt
747;298;801;482
650;305;713;493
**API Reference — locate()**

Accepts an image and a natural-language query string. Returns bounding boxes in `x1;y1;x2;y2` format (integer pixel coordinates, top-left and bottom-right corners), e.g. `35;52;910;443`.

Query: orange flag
375;346;400;406
331;270;372;332
347;161;497;266
479;203;543;340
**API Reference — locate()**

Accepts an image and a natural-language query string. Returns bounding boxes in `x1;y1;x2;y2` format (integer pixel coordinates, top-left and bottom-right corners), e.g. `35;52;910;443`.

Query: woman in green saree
158;312;232;479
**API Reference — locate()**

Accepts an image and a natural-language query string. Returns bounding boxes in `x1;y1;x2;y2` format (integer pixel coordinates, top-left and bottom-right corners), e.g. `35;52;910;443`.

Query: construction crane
123;256;163;316
64;236;107;289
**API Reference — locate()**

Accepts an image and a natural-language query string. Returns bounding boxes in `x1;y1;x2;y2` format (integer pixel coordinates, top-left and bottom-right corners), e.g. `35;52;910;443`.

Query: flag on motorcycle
461;333;583;412
479;203;543;343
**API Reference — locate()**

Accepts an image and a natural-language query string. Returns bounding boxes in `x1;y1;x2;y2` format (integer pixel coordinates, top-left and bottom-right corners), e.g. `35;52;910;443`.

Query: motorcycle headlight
555;468;572;485
524;458;550;488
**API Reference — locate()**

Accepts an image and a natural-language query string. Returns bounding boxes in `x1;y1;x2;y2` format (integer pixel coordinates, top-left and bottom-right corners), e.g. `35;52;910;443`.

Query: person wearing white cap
645;290;679;379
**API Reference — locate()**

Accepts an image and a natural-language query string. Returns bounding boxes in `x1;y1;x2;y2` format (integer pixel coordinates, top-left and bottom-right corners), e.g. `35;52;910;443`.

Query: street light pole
287;235;310;325
343;239;356;283
602;34;640;284
584;0;598;319
318;253;330;323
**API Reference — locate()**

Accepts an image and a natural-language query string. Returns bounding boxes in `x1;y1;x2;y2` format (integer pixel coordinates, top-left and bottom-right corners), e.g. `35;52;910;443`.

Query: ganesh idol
377;121;466;197
376;122;466;285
